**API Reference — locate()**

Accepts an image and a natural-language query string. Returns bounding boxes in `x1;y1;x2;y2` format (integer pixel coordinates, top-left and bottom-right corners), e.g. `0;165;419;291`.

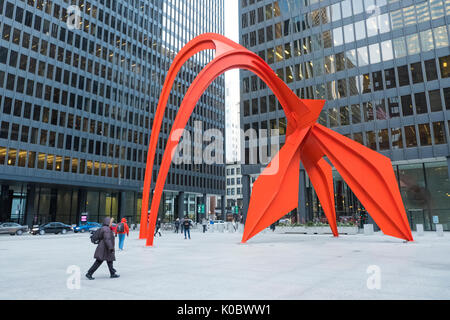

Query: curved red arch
141;33;413;246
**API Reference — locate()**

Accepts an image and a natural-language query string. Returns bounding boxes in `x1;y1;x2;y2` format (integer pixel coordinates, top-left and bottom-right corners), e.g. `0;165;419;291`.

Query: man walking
115;218;129;251
183;215;193;239
180;217;185;234
86;217;119;280
201;218;208;233
174;218;180;233
154;218;162;237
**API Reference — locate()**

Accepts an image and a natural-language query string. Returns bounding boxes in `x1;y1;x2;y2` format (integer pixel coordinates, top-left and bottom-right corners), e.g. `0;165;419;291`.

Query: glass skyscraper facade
0;0;225;226
239;0;450;230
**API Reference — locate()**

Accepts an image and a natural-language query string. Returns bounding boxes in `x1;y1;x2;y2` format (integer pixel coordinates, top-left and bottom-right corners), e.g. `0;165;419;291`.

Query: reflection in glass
433;26;449;49
378;129;389;150
354;20;366;41
344;24;355;44
332;27;343;46
331;2;341;22
363;102;374;122
406;34;420;55
424;162;450;231
369;43;381;64
378;14;390;34
416;2;430;23
391;128;403;149
404;125;417;147
353;132;363;145
328;108;339;127
415;92;427;114
401;95;414;116
418;123;432;146
420;30;434;52
381;40;393;62
432;122;447;144
357;46;369;66
429;89;443;112
366;131;376;150
393;37;407;58
351;104;361;124
346;49;357;68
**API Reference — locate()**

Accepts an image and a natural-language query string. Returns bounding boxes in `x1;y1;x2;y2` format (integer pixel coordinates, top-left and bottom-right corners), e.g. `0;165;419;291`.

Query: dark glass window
397;65;409;86
410;62;423;84
439;55;450;78
384;68;396;89
424;59;438;81
418;123;432;146
404;125;417;147
432;122;446;144
428;90;443;112
401;95;413;116
414;93;427;114
444;88;450;110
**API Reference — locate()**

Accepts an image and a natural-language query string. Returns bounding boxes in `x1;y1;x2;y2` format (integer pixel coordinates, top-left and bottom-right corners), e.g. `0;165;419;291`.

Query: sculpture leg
309;124;413;241
242;128;310;242
300;136;338;236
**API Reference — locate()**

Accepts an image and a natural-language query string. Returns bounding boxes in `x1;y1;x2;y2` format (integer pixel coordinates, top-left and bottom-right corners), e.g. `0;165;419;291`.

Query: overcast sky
224;0;239;42
224;0;240;102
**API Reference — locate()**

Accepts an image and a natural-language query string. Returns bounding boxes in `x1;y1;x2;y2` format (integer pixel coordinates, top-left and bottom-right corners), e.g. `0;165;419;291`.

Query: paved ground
0;228;449;300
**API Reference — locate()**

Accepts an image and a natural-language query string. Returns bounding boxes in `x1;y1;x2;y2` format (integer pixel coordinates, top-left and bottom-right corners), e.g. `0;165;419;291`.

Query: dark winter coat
94;217;116;262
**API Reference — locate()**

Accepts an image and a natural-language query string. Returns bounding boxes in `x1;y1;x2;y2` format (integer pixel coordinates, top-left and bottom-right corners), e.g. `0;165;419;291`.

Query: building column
76;189;87;224
0;185;11;222
203;193;207;221
177;191;185;219
221;195;225;221
24;185;36;227
298;168;307;224
119;192;127;220
447;156;450;180
242;174;251;224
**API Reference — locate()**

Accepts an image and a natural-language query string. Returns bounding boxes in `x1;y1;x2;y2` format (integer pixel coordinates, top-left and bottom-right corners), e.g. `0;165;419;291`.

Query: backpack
117;222;125;233
90;228;102;244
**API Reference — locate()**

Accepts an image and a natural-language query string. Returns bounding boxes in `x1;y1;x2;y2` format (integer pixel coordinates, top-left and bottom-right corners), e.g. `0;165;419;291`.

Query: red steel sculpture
139;33;413;246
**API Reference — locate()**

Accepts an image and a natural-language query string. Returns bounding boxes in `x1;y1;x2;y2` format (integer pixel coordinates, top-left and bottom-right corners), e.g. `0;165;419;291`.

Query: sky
224;0;241;162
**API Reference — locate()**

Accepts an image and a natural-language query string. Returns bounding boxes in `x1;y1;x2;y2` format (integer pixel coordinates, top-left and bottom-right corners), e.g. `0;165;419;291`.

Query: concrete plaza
0;228;449;300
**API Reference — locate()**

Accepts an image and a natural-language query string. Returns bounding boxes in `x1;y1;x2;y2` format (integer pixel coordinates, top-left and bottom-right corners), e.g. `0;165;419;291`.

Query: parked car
73;222;101;233
90;223;117;234
0;223;28;235
30;222;73;235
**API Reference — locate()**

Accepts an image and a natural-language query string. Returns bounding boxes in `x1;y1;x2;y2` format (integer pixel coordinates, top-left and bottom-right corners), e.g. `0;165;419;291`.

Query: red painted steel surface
140;33;413;246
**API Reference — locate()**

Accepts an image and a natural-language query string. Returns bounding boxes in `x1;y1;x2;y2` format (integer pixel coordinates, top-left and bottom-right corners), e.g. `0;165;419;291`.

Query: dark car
31;222;73;235
0;223;29;235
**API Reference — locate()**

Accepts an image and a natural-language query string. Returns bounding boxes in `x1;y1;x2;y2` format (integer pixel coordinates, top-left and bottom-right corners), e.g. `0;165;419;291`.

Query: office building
0;0;225;226
239;0;450;230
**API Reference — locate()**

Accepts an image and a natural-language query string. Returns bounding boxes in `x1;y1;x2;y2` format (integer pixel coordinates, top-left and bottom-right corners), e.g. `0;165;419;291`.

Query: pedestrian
183;215;193;239
115;218;129;251
86;217;119;280
202;218;208;233
154;218;162;237
270;222;276;232
174;218;180;233
180;217;185;234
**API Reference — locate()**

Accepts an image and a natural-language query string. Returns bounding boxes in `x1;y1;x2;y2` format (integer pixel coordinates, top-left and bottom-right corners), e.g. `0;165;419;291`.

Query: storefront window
424;162;450;230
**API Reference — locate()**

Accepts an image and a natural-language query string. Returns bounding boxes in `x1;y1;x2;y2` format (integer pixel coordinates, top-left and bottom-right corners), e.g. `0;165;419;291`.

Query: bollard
364;224;374;235
436;224;444;237
416;224;424;236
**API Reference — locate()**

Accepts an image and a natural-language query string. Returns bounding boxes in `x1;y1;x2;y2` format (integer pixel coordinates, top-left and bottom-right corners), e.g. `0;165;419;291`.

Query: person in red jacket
115;218;129;251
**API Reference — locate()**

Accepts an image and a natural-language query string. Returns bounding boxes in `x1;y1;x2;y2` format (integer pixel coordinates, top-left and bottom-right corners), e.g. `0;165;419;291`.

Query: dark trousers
202;225;207;233
87;259;116;276
175;226;179;233
184;228;191;239
154;227;161;237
